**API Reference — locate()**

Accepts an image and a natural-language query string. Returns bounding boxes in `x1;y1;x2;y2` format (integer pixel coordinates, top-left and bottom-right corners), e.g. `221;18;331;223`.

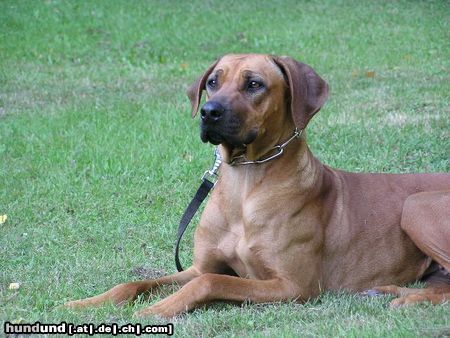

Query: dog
65;54;450;317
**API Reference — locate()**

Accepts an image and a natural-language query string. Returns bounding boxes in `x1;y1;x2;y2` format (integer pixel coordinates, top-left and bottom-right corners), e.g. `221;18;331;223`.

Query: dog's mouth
200;125;258;162
200;129;224;145
201;127;258;147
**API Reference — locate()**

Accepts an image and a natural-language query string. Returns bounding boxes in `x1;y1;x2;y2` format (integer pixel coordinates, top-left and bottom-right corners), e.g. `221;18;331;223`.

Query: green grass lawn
1;0;449;336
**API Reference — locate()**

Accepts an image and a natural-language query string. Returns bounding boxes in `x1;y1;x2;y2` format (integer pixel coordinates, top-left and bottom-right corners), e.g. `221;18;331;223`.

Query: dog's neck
219;132;325;200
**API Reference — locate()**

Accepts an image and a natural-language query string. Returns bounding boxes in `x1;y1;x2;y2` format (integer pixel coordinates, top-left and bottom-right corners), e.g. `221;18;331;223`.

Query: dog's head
187;54;328;162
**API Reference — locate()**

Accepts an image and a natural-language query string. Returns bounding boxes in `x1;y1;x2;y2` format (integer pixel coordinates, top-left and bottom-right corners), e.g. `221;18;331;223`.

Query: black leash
174;148;221;272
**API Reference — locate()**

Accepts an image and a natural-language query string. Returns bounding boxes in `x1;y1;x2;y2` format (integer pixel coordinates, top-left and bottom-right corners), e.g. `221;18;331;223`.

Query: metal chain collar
230;128;302;166
200;128;302;186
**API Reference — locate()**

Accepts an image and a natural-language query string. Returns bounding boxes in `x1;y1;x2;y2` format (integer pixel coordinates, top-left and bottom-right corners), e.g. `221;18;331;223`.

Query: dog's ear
273;56;329;130
187;58;220;118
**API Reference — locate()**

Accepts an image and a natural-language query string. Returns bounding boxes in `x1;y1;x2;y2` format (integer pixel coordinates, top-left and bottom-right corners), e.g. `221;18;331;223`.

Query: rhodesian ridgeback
65;54;450;317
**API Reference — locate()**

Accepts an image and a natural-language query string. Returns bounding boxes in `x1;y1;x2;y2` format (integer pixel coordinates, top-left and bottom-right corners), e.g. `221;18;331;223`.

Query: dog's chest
214;196;285;280
217;225;272;279
210;168;301;279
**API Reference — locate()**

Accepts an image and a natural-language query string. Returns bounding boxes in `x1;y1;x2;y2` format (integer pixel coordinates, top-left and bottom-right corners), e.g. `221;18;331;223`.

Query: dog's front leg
134;274;300;318
65;266;200;308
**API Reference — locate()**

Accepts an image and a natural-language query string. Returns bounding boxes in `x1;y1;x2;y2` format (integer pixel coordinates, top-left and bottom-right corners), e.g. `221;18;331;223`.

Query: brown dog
65;54;450;317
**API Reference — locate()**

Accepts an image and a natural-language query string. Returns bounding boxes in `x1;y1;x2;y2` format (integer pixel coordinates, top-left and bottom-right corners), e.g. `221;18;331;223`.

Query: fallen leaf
11;318;25;324
8;282;20;290
0;214;7;224
365;71;376;78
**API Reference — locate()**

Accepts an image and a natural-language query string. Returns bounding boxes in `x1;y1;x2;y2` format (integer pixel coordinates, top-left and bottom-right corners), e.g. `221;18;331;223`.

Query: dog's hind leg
401;191;450;272
367;191;450;307
64;266;200;308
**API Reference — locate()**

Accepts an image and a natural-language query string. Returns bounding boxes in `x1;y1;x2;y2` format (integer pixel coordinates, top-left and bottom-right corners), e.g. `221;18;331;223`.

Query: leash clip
201;147;222;187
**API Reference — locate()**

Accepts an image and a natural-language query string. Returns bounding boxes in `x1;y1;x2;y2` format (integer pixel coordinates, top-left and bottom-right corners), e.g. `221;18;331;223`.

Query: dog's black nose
200;101;224;123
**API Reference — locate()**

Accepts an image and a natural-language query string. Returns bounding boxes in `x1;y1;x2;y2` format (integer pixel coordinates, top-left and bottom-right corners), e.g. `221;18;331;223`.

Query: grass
1;0;449;336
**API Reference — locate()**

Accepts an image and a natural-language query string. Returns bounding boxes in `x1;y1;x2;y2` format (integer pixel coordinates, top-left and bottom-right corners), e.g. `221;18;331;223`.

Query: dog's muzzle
200;101;225;145
200;100;258;147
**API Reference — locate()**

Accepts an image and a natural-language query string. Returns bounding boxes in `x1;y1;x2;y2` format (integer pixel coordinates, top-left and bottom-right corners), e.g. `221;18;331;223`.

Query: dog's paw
389;297;409;308
133;307;154;318
63;297;107;309
134;298;183;318
133;306;169;319
389;294;432;308
64;300;86;309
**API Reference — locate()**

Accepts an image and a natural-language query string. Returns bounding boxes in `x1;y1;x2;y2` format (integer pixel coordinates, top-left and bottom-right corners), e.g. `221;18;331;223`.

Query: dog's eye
207;79;217;89
247;80;264;91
